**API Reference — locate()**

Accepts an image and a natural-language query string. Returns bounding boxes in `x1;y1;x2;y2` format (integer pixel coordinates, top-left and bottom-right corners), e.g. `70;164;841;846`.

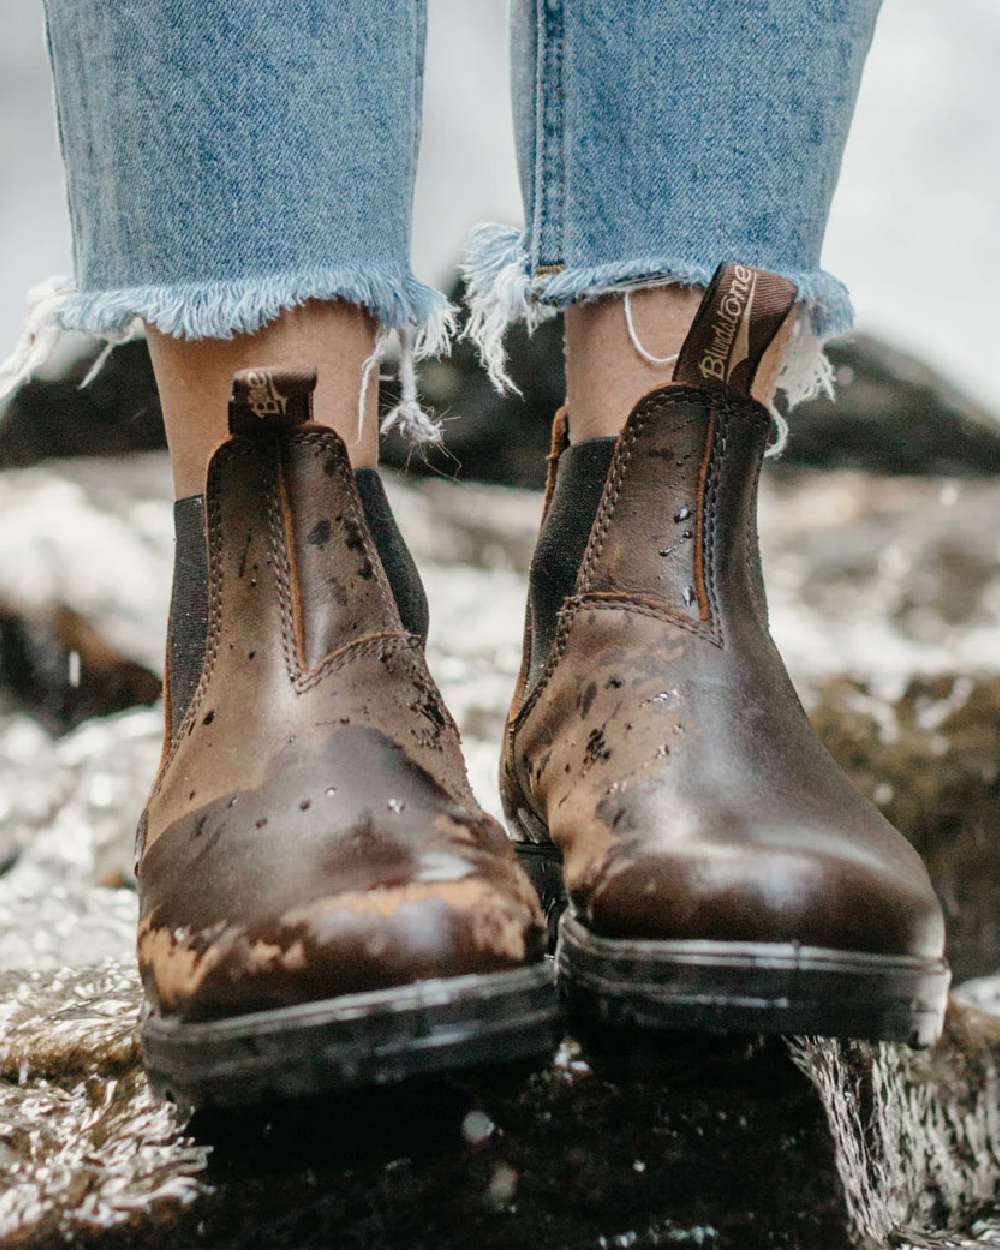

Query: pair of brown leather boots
137;266;949;1107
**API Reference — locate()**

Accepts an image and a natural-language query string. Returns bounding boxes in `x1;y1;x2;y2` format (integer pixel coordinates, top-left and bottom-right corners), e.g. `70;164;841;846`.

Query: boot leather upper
502;383;945;961
138;369;544;1023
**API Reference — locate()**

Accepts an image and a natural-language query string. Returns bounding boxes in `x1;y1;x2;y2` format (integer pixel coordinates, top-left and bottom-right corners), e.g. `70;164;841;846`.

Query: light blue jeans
11;1;882;424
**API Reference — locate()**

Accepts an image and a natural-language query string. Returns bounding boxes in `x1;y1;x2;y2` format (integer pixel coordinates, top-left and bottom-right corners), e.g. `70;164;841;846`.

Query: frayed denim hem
56;266;454;346
462;222;849;430
0;267;455;444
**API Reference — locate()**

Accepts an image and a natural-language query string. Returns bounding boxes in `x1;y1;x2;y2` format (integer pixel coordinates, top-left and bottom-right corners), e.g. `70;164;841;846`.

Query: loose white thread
0;275;75;402
765;312;836;459
379;328;443;445
461;224;535;396
356;327;391;444
623;289;680;367
775;313;835;409
765;403;790;458
77;318;144;389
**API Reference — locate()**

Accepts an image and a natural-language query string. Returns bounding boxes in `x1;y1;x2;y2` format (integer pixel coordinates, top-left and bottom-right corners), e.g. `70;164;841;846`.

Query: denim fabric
8;1;880;421
513;0;880;324
466;0;882;402
40;0;444;344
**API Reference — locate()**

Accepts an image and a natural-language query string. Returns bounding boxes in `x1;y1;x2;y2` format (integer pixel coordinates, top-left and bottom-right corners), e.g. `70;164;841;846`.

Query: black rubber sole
142;963;558;1108
514;842;950;1047
557;913;949;1046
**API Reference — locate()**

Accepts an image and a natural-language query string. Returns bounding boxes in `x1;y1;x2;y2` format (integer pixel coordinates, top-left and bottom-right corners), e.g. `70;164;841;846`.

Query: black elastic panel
169;495;209;735
355;468;429;644
528;437;616;685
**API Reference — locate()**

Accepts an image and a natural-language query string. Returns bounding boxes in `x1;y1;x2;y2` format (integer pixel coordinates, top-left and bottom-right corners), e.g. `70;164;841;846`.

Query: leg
34;1;450;495
148;302;378;497
471;0;882;435
494;0;949;1044
37;1;557;1105
563;287;702;441
564;284;794;440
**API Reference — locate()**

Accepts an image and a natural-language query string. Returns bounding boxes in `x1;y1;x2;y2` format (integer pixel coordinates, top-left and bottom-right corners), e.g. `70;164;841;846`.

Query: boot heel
513;841;567;954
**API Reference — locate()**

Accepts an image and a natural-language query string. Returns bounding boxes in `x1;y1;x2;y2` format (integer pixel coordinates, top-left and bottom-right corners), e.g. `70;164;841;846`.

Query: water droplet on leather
674;506;691;522
462;1110;494;1144
387;799;406;814
683;586;695;606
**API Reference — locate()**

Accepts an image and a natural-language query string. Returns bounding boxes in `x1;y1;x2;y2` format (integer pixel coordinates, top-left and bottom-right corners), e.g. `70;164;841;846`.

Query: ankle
562;283;795;443
147;300;380;499
563;286;702;441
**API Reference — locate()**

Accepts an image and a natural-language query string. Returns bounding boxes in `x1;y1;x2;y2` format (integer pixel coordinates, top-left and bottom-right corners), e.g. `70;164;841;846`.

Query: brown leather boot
502;265;949;1045
137;368;554;1106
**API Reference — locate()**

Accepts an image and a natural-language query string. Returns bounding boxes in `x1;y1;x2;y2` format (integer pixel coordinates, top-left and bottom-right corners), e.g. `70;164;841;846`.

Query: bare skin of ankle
146;300;379;498
563;286;791;441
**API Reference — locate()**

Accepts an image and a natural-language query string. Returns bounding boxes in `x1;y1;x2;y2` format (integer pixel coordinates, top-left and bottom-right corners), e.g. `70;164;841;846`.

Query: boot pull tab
228;366;317;435
673;263;797;398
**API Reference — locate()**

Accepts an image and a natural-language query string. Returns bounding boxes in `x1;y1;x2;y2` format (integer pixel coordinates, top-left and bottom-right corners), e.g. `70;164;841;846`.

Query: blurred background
2;5;1000;1243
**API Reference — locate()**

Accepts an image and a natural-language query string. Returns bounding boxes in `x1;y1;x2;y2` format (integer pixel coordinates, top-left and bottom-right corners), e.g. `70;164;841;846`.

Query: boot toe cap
139;875;546;1023
575;837;944;960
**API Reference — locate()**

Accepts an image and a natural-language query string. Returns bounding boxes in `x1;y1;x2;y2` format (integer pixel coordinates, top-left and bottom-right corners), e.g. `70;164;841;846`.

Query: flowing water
0;962;208;1239
793;1012;1000;1248
1;960;999;1246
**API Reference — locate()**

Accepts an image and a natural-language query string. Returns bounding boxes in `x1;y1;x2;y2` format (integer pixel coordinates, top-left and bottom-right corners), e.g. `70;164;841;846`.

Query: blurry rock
782;337;1000;477
0;452;173;675
0;882;138;972
760;471;1000;682
0;706;160;897
0;602;160;733
0;336;163;467
808;672;1000;984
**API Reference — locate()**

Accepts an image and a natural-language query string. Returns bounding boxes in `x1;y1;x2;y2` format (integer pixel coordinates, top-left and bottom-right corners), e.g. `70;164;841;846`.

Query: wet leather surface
139;403;544;1023
503;387;945;959
166;496;209;735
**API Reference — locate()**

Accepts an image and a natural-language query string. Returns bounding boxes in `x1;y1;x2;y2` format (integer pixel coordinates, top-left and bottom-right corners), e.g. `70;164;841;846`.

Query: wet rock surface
1;965;999;1249
1;451;999;1246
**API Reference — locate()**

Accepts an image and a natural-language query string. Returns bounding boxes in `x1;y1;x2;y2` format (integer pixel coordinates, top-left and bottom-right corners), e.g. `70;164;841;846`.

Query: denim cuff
462;222;851;414
0;267;456;443
53;266;453;346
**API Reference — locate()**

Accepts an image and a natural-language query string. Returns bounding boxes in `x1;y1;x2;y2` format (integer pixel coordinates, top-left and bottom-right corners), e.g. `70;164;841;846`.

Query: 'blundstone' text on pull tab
673;263;797;397
228;366;317;435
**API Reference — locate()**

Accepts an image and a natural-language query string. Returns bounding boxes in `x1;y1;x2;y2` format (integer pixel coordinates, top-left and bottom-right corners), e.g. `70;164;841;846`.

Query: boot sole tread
142;962;558;1108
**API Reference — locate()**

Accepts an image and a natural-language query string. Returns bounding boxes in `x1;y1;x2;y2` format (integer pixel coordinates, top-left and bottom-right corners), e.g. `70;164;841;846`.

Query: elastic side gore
527;437;616;686
354;469;429;644
169;495;209;735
